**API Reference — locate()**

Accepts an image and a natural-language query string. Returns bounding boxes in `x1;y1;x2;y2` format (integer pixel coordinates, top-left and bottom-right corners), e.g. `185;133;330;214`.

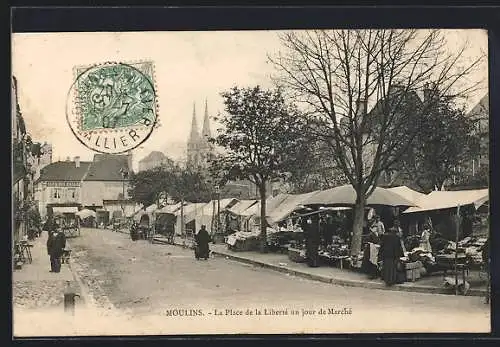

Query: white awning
52;206;79;214
403;189;489;214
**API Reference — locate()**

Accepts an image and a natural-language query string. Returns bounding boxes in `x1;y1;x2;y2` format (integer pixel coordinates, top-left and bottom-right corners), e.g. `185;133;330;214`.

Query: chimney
74;156;80;168
356;99;367;117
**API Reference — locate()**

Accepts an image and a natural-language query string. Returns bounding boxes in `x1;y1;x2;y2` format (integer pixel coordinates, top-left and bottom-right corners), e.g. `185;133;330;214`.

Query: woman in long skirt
195;225;210;260
378;227;404;286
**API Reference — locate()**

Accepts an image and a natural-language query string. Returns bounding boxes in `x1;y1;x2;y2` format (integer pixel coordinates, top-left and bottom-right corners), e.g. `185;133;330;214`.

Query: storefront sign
45;181;80;187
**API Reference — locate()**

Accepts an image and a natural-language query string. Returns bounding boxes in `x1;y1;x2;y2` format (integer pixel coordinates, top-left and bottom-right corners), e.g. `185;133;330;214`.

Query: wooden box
406;268;422;282
288;248;306;263
404;261;423;270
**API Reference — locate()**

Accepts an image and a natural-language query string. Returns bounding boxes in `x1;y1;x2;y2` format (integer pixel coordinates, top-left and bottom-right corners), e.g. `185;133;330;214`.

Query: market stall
284;207;352;267
53;206;81;237
76;208;96;228
396;189;489;290
225;199;258;233
191;198;239;237
301;185;417;270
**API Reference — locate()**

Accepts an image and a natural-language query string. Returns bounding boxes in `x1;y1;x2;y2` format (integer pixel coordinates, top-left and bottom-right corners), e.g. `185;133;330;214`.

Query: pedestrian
195;225;210;260
370;215;385;236
323;214;334;248
393;219;407;253
419;223;432;252
303;216;320;268
378;225;404;286
362;224;381;279
47;221;67;273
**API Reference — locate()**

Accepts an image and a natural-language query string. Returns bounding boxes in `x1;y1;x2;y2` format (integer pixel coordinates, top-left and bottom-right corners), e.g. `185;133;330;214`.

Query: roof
227;200;258;215
403;189;489;214
174;202;208;222
139;151;167;164
467;93;488;120
386;186;427;206
37;161;92;182
266;191;321;224
83;154;130;181
145;204;158;213
366;88;424;131
304;184;416;207
156;202;186;214
240;194;290;217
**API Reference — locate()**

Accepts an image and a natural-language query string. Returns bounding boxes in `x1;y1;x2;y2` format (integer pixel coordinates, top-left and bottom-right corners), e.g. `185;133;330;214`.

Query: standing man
303;215;320;268
47;219;67;273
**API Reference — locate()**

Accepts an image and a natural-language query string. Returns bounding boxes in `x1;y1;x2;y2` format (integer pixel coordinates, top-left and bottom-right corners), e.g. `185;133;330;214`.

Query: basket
288;248;306;263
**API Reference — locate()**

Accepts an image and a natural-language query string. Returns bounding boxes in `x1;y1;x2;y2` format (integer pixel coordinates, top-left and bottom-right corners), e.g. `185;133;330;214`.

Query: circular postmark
66;61;158;154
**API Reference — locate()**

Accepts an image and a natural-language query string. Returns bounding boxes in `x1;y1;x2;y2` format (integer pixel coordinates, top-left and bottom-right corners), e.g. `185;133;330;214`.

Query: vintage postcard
12;29;490;336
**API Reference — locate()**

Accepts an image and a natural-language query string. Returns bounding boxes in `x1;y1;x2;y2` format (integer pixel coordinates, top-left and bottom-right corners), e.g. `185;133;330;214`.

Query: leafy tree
128;165;175;208
169;167;213;204
210;86;310;252
128;164;212;208
394;97;479;192
271;29;485;256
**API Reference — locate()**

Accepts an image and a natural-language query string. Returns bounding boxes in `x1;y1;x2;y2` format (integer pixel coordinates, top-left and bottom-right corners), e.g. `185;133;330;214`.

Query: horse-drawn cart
131;211;153;241
53;210;80;238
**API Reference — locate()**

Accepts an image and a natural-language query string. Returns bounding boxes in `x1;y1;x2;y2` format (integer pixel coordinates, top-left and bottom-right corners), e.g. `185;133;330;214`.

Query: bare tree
271;29;485;256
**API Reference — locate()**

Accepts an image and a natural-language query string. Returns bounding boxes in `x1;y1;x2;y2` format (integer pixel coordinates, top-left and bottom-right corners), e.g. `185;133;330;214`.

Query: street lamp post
119;168;129;218
214;185;220;244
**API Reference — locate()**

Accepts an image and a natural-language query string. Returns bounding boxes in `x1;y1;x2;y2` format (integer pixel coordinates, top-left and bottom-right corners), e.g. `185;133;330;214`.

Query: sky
12;30;488;171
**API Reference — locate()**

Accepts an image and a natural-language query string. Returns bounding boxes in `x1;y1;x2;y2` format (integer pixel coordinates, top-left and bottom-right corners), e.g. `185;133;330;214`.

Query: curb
156;237;487;298
65;240;94;309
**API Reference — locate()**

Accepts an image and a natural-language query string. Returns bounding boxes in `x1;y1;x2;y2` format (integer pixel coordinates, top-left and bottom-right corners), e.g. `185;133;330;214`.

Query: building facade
34;157;91;218
466;93;489;172
80;153;132;210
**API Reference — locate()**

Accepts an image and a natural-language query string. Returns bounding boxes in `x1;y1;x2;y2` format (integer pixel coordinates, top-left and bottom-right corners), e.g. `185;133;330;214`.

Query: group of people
362;214;437;285
362;215;419;286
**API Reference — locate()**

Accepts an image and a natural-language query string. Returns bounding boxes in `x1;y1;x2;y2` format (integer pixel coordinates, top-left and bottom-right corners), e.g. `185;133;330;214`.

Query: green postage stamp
66;61;159;154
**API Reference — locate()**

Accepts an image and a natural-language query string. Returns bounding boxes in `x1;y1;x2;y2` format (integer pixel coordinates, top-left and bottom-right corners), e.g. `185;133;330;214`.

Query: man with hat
46;218;67;273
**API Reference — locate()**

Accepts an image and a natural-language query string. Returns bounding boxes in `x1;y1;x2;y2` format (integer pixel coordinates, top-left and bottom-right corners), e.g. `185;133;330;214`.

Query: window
52;188;62;199
67;188;77;200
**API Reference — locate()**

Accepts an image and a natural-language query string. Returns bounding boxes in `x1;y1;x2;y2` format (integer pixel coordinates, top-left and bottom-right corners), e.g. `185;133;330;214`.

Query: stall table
435;253;470;292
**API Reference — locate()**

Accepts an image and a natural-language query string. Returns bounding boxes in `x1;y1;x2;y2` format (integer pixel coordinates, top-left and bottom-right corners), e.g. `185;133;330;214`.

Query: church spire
202;98;211;140
189;102;200;143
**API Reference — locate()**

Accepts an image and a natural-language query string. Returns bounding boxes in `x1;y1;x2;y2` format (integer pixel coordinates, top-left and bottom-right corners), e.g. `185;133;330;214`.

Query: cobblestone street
13;280;69;309
40;227;489;335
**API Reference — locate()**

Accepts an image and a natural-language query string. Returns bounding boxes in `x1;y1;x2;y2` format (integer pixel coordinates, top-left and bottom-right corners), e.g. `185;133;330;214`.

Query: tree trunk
259;183;267;253
350;193;366;256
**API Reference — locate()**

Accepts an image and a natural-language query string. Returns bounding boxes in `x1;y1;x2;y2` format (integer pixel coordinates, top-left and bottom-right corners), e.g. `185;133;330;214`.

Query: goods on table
267;230;304;252
406;248;436;271
459;237;487;265
226;230;261;251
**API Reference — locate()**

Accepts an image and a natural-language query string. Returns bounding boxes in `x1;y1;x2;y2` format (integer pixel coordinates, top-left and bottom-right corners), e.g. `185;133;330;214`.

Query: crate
406;268;422;282
404;261;423;270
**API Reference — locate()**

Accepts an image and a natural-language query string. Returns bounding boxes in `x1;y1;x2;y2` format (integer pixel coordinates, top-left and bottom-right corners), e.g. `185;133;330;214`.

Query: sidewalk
12;232;86;310
150;233;488;297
